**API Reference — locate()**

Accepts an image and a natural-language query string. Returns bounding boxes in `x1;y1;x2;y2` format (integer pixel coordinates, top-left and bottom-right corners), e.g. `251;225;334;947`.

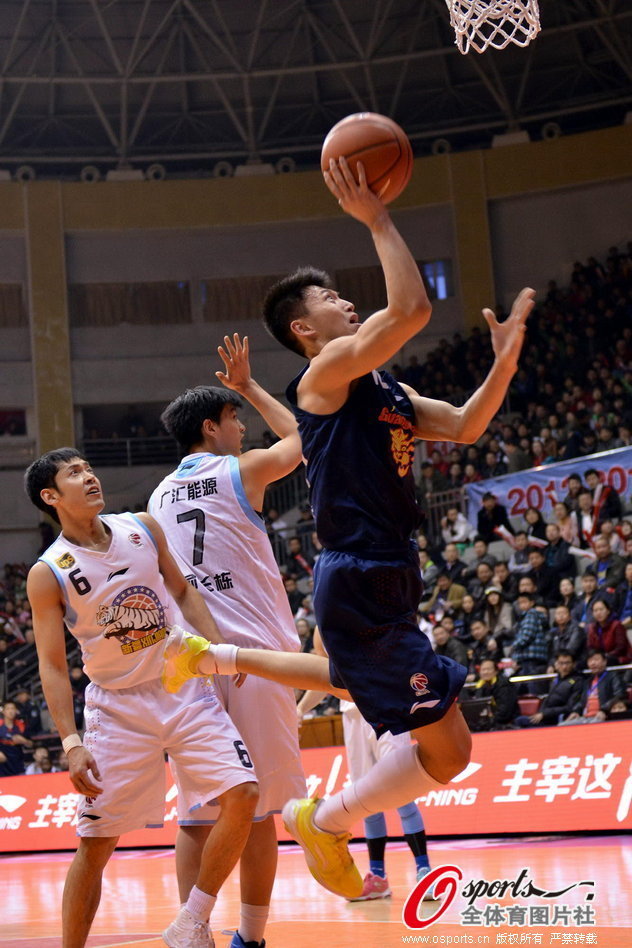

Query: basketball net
446;0;541;54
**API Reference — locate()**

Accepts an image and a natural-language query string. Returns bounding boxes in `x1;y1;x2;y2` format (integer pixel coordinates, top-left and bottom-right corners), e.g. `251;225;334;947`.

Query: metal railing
264;466;309;517
423;486;468;542
0;439;36;469
82;436;179;467
2;633;81;702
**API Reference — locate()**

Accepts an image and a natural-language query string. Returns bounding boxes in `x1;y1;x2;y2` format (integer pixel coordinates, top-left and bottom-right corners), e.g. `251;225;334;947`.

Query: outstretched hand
323;157;389;229
482;287;536;371
216;333;252;393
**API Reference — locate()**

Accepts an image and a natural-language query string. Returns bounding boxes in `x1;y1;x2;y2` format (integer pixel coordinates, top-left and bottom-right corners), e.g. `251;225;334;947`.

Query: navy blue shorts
313;547;467;738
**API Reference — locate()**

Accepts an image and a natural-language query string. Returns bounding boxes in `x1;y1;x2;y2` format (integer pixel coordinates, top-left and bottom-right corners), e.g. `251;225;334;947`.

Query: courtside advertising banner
464;445;632;527
1;721;631;852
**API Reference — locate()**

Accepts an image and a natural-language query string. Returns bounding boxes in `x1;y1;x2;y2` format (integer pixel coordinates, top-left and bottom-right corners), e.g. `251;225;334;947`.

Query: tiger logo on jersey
377;406;415;477
390;427;414;477
96;585;167;655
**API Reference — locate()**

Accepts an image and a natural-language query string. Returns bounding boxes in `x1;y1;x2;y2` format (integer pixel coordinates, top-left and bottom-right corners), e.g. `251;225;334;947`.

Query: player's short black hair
161;386;242;455
24;448;87;523
262;266;333;357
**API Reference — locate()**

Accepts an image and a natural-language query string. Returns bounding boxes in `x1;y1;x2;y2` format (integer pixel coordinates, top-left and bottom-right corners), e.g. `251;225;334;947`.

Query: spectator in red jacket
587;598;630;665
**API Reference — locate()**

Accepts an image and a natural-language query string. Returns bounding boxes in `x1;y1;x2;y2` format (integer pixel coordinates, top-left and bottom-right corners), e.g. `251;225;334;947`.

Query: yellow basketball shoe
282;797;363;899
162;625;214;694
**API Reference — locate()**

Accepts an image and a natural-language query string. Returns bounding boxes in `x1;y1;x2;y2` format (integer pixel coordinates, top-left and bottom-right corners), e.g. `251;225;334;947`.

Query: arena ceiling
0;0;631;178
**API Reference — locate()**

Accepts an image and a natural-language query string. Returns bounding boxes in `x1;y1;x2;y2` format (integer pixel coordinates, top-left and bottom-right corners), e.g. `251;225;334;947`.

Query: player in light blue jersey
152;337;305;948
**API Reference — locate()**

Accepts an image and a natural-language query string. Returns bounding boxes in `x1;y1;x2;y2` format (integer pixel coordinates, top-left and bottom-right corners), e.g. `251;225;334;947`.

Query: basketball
320;112;413;204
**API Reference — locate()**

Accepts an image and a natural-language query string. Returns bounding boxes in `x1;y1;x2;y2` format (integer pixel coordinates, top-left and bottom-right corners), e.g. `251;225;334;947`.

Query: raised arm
216;332;303;506
300;159;431;405
27;562;102;796
404;287;535;444
216;333;297;440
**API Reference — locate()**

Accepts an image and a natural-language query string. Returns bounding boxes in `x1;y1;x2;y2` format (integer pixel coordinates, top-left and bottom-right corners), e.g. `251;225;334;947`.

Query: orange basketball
321;112;413;204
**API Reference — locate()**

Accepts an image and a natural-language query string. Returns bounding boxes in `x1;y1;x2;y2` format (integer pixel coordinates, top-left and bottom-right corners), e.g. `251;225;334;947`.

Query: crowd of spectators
269;458;632;730
414;479;632;730
408;245;632;499
0;561;85;775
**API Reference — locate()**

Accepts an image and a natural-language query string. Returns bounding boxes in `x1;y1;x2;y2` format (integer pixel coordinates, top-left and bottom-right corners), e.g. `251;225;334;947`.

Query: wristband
213;643;240;675
62;733;83;754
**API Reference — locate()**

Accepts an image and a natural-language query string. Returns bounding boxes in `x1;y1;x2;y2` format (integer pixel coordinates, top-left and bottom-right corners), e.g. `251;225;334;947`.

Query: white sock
238;903;269;945
185;884;216;922
315;744;444;835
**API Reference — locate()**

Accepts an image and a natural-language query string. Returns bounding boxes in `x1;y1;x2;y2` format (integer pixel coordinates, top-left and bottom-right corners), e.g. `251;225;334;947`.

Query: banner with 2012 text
464;446;632;528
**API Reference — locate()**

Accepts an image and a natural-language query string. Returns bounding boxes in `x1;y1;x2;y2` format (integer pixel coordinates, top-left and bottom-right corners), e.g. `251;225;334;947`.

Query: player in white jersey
25;448;259;948
149;335;305;948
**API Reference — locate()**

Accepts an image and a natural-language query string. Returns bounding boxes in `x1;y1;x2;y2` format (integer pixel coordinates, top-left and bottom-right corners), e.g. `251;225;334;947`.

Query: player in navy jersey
163;158;535;901
260;157;535;897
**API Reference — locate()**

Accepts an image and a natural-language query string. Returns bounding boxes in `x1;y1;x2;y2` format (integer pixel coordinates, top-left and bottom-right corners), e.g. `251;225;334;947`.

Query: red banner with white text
1;721;631;852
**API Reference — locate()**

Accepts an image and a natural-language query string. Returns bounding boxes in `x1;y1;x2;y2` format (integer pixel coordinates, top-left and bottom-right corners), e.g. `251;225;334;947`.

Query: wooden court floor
3;834;630;948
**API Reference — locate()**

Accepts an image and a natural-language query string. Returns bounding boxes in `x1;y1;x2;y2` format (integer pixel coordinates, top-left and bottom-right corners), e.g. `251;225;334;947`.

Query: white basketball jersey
149;453;300;651
39;513;174;689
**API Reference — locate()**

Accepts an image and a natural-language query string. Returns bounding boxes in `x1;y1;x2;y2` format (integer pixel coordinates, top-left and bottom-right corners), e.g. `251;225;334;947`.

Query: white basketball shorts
77;676;257;837
173;672;305;824
342;702;412;782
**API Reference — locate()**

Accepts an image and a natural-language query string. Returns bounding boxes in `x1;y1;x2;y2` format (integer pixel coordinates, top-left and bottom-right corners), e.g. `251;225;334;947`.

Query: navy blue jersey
286;367;422;554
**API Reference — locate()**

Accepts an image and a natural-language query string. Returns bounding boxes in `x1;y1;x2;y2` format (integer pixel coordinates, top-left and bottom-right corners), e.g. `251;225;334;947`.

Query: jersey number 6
69;568;92;596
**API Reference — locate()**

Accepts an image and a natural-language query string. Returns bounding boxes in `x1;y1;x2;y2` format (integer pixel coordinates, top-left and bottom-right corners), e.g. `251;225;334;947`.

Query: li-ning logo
0;794;26;813
409;672;439;712
402;865;596;930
